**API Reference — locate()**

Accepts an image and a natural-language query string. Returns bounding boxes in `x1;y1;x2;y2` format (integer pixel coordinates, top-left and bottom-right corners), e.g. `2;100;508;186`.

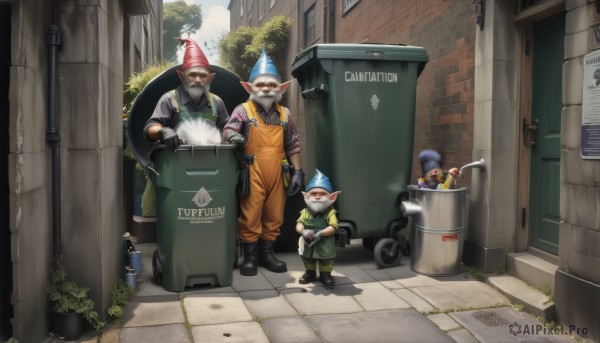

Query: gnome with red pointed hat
144;38;229;148
222;49;304;276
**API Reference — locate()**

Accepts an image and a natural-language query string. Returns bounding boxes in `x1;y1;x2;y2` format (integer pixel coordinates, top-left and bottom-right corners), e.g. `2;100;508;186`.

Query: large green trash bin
291;44;427;262
152;144;238;292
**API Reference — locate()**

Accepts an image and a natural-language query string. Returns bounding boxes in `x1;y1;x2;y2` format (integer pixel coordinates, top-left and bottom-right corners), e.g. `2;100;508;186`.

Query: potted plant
47;261;105;340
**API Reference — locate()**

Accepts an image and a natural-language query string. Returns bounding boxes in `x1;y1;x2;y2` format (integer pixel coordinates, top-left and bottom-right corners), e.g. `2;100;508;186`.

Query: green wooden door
528;12;565;255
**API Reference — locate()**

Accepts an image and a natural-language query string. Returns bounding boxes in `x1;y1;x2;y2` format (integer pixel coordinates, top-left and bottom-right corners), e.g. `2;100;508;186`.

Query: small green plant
106;279;137;320
465;265;486;282
513;303;525;312
6;337;19;343
47;261;105;330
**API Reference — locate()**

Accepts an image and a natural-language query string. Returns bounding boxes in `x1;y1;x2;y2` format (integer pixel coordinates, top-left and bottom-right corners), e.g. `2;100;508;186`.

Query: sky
163;0;230;65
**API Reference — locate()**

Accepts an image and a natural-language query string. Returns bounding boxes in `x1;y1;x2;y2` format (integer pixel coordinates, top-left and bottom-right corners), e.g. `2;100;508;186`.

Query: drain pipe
46;3;62;260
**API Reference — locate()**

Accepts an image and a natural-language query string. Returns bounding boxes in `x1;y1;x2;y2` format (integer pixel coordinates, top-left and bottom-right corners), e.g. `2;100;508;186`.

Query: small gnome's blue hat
305;169;334;193
419;149;441;175
249;49;281;82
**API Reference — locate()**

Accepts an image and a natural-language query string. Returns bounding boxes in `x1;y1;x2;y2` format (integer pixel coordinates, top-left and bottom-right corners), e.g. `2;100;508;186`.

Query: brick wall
335;0;476;182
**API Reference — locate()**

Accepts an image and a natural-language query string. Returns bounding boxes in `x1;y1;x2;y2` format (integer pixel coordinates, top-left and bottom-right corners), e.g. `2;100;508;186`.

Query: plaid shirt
223;101;301;156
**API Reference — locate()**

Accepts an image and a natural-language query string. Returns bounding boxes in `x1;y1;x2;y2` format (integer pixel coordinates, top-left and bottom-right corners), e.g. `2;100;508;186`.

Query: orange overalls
239;101;287;243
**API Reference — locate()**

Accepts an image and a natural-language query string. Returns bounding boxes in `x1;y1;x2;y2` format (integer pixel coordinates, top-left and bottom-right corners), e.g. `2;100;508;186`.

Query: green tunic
170;89;219;128
297;207;338;259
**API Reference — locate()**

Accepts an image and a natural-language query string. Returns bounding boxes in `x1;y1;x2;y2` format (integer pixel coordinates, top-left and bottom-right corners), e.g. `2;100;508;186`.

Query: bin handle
301;84;329;100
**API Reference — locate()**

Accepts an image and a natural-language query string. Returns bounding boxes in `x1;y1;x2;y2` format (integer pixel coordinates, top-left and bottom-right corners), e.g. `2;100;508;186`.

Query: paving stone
119;324;192;343
449;307;578;342
231;269;275;292
332;265;377;284
182;285;236;295
183;293;254;325
239;289;299;319
343;282;411;311
412;281;510;311
260;269;307;289
191;322;270;343
306;309;451;343
122;295;185;327
134;278;177;297
261;316;322;343
391;288;436;313
447;328;480;343
379;280;406;290
281;287;364;315
363;268;393;281
394;271;471;288
427;313;462;331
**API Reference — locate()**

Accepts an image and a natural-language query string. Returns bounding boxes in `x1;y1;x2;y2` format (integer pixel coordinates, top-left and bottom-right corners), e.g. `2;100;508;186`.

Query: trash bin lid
292;43;428;76
126;64;248;169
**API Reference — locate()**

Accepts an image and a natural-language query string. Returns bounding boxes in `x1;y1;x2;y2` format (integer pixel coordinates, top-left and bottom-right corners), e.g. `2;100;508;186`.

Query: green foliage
123;62;174;113
163;0;203;62
107;280;137;320
47;262;105;331
219;16;291;80
6;337;18;343
141;178;156;217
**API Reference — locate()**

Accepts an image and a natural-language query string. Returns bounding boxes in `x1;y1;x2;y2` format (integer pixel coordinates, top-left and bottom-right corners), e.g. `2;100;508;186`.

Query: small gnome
417;150;443;189
295;170;341;289
438;167;459;190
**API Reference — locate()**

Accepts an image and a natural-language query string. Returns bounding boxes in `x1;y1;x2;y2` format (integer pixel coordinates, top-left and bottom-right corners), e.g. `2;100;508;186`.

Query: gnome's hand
301;229;315;241
159;127;181;149
307;231;323;247
288;169;305;196
229;134;246;147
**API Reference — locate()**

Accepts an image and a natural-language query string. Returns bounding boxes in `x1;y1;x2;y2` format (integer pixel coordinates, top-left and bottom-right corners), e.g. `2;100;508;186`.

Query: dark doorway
0;3;12;341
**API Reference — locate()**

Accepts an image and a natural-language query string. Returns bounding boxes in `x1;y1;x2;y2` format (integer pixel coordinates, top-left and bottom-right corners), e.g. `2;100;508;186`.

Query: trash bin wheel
362;237;379;252
152;250;163;284
374;238;401;268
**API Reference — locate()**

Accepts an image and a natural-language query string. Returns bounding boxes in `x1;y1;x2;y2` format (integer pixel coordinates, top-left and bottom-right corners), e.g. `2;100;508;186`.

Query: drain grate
471;311;509;327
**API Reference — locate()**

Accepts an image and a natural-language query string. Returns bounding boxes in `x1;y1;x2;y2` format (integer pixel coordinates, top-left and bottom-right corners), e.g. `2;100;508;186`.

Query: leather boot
299;270;317;284
319;271;335;289
240;242;258;276
258;239;287;273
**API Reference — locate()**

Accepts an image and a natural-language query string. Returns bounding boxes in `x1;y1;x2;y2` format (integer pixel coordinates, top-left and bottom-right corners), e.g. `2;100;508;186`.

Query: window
304;4;315;47
343;0;360;14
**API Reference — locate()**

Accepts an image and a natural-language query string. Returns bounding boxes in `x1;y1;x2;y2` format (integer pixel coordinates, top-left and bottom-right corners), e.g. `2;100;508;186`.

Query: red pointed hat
177;38;210;71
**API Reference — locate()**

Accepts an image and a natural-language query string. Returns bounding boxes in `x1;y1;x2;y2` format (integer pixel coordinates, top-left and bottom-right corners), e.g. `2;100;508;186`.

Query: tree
219;16;291;80
163;0;202;62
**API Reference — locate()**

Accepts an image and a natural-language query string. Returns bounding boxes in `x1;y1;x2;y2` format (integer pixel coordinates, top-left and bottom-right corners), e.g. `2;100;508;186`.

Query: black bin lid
126;64;248;169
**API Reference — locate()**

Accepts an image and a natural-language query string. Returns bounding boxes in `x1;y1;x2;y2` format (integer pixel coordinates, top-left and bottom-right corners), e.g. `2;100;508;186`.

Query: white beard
249;91;282;111
184;82;208;104
305;196;334;215
175;118;222;145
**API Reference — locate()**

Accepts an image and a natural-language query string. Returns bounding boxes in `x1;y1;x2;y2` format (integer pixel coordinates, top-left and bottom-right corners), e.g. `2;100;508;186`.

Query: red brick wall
335;0;476;183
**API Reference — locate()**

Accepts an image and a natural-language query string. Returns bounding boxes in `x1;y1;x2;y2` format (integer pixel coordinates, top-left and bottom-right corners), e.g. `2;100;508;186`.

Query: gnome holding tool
295;170;341;289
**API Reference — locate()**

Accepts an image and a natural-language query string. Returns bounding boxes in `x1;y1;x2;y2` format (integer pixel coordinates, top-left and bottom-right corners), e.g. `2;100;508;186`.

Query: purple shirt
223;100;301;156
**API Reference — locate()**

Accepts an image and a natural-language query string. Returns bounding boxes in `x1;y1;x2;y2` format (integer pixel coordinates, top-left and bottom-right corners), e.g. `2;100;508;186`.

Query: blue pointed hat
305;169;333;193
249;49;281;82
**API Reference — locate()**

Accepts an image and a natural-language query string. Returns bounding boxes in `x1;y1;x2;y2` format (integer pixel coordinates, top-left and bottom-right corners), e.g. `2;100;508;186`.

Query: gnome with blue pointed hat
223;49;304;276
295;170;341;289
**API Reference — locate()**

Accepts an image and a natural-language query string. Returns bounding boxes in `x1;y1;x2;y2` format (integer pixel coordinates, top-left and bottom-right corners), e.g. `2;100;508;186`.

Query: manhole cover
471;311;509;327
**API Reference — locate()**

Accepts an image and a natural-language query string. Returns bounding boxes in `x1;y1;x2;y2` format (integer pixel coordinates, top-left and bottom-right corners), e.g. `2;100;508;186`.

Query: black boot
299;270;317;284
240;242;258;276
258;239;287;273
319;271;335;289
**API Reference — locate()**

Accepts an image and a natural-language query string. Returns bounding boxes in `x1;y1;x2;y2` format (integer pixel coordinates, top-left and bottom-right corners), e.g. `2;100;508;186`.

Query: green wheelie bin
291;43;428;268
151;145;238;292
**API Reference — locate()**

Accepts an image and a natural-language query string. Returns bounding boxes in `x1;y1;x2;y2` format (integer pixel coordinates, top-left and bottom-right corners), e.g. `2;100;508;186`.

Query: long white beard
249;91;282;111
184;82;208;104
305;196;334;215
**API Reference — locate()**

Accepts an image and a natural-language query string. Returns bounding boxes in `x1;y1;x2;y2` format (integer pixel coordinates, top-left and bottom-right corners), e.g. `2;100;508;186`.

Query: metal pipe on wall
46;2;62;260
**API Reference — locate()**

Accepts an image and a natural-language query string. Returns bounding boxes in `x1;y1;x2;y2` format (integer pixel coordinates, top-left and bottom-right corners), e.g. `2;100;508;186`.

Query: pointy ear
209;73;216;82
328;191;341;202
301;191;309;200
176;70;184;82
240;81;254;94
279;80;291;93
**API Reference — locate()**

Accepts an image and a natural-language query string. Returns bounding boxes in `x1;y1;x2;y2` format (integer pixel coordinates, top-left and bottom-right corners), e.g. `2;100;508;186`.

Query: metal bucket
401;185;466;276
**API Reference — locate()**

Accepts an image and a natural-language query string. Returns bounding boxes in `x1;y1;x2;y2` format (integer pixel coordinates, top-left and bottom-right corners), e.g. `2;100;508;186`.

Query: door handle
522;118;539;147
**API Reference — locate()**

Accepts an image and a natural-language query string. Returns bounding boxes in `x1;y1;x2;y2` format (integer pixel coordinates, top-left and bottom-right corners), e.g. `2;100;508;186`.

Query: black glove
301;229;315;241
229;134;246;147
159;127;180;149
288;168;304;196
